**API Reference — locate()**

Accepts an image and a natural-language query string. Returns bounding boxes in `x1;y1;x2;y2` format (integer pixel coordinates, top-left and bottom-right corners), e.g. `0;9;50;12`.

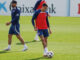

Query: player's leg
34;33;39;41
14;25;28;51
16;34;25;45
44;37;48;46
44;37;48;55
40;35;47;48
16;34;28;51
8;34;13;47
43;29;49;56
4;34;13;51
39;35;48;56
4;25;13;51
38;29;48;55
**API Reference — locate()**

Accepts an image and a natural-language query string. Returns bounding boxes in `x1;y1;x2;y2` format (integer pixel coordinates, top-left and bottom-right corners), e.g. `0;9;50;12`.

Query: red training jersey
35;12;48;29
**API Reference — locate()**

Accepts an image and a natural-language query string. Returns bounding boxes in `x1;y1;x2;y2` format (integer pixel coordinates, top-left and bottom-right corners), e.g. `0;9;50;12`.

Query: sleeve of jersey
33;0;41;11
46;16;50;27
11;10;20;24
46;12;50;27
32;10;40;27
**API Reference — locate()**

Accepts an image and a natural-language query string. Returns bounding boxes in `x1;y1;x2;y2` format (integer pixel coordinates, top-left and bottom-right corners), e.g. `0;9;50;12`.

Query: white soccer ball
47;51;54;58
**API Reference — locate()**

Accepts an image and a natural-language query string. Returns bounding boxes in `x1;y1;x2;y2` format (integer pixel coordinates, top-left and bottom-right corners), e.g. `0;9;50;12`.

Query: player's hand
48;14;51;17
6;22;11;26
49;28;52;34
34;27;38;31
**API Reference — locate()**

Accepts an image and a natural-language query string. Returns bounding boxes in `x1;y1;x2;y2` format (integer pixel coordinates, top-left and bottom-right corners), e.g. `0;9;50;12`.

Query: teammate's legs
16;34;25;45
4;24;14;51
34;33;39;41
8;34;13;45
14;24;28;51
8;34;13;50
16;34;28;51
4;34;13;51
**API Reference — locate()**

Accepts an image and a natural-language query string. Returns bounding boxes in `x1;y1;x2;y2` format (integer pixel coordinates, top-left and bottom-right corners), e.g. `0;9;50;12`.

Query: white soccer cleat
44;53;48;57
22;47;28;51
34;38;39;41
43;51;48;57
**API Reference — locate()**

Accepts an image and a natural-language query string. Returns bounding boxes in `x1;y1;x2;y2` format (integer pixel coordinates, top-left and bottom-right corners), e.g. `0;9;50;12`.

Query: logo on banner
0;2;7;12
78;4;80;14
10;4;56;14
48;4;56;14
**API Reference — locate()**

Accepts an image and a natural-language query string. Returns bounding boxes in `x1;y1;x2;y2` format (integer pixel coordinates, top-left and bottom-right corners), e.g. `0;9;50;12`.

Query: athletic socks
22;44;28;51
24;44;28;48
34;33;39;41
44;47;48;55
7;44;27;49
8;45;11;49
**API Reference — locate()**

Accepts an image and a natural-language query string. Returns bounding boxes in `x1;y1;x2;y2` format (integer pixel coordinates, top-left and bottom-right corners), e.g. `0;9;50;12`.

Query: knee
16;35;21;39
8;34;12;37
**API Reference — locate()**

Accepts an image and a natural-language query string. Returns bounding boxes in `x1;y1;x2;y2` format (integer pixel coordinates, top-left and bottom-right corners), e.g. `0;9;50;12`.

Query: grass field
0;16;80;60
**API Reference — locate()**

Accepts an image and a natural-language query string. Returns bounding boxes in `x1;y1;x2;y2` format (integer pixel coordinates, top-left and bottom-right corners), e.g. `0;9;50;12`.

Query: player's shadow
26;56;51;60
0;51;9;54
16;40;41;45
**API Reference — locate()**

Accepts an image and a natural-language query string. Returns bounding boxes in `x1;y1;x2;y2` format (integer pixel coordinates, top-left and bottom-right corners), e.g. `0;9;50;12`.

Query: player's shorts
37;29;49;37
9;24;20;35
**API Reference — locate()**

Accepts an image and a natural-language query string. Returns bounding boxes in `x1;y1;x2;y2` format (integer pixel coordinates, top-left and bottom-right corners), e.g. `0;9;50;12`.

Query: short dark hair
11;0;17;4
42;3;48;7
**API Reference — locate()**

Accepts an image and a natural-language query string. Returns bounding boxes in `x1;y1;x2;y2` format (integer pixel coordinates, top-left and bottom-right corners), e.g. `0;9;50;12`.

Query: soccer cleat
4;48;11;51
43;54;48;57
34;38;39;41
22;47;28;51
43;52;48;57
34;40;40;42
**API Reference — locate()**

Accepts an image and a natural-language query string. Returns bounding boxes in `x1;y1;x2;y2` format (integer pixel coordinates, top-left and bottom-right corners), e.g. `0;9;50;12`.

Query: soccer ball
47;51;54;58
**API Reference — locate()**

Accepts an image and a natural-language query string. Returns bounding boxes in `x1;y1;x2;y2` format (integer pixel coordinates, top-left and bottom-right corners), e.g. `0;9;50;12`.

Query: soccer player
32;4;52;56
5;1;28;51
33;0;47;41
33;0;46;11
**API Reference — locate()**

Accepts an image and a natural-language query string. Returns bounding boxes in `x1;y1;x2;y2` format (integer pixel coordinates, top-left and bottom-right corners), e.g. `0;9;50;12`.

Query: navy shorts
37;29;49;37
9;24;20;35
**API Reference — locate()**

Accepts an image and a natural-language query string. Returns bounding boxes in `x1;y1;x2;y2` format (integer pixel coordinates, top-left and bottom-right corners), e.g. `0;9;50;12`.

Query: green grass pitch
0;16;80;60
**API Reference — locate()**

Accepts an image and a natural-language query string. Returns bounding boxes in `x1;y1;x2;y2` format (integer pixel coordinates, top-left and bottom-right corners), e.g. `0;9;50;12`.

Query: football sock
44;47;48;54
24;44;27;48
8;45;11;49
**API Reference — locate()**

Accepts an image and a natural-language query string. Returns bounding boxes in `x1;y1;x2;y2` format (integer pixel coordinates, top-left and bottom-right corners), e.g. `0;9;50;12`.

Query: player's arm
32;13;36;27
32;12;37;31
32;11;40;31
46;16;52;34
33;0;41;11
6;10;20;26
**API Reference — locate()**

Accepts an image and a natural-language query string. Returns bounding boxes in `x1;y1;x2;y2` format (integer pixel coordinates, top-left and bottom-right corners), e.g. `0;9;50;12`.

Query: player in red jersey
33;0;50;41
32;4;52;56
